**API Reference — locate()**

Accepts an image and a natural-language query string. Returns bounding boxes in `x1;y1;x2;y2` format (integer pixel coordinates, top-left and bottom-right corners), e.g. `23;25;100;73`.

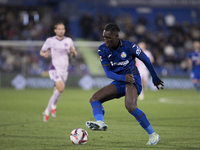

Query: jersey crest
121;52;127;58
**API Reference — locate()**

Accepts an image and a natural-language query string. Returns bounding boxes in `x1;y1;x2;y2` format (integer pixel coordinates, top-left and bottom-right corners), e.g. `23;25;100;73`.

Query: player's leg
50;72;68;117
125;82;160;145
86;84;118;130
43;81;64;121
43;71;65;121
90;84;118;121
50;80;65;117
125;83;155;133
52;80;65;105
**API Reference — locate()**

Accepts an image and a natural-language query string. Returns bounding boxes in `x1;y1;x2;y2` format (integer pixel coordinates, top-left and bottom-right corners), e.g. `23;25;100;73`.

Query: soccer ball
70;128;88;144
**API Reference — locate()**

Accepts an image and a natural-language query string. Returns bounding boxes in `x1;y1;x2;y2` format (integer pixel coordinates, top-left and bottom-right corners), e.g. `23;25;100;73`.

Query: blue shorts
111;74;142;98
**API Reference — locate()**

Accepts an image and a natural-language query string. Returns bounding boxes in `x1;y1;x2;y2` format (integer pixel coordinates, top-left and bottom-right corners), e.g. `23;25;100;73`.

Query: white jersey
41;36;74;72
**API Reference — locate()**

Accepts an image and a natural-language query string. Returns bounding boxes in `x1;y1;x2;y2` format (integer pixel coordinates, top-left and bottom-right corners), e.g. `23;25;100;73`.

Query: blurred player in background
86;23;164;145
40;22;77;122
187;40;200;97
136;42;154;100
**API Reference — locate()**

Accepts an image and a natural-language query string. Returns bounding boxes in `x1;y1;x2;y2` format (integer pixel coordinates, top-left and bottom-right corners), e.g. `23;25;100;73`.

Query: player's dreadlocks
104;23;120;33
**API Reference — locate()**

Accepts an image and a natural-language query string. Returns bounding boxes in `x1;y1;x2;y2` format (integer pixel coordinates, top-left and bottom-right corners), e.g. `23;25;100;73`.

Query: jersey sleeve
98;47;110;66
131;42;161;85
98;46;126;82
41;38;51;51
130;43;143;58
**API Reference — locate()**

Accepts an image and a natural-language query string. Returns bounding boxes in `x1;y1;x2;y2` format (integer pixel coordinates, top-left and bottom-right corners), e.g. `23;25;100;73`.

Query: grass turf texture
0;88;200;150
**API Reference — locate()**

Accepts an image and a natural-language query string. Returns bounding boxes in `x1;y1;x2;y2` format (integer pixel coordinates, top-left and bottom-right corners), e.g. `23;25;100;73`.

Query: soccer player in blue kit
187;41;200;97
86;23;164;145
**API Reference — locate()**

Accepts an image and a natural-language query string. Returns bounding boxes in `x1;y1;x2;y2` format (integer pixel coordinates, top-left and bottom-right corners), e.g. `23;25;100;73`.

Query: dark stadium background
0;0;200;89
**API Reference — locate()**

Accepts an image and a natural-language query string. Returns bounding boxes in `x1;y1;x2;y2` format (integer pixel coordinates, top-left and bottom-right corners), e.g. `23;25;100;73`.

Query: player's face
54;24;65;39
103;30;119;48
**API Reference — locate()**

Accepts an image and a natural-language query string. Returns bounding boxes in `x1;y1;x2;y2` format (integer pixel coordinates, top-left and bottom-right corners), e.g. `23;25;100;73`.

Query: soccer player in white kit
136;42;154;100
40;22;77;122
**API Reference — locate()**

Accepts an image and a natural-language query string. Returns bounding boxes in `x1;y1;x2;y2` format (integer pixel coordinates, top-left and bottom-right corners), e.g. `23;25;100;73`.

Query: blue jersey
188;50;200;73
98;39;142;76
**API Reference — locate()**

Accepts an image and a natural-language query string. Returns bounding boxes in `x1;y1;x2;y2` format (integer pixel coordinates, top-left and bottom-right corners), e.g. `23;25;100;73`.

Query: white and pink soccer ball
70;128;88;144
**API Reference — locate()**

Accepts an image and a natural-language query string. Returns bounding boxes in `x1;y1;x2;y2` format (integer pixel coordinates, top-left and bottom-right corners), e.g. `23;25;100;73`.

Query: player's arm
132;44;163;89
69;45;77;58
40;49;49;58
40;39;50;58
103;65;134;83
138;52;164;89
103;64;125;81
98;48;127;82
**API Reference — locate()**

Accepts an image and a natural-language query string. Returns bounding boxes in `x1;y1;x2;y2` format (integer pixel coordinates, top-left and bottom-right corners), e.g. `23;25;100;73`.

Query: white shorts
49;70;68;85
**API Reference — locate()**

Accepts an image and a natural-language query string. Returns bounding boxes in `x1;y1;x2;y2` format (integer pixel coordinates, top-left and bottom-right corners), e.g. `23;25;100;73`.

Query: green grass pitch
0;88;200;150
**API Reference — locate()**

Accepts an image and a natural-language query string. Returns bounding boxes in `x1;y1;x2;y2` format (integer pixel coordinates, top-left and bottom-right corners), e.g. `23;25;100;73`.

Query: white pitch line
159;98;183;104
159;97;200;104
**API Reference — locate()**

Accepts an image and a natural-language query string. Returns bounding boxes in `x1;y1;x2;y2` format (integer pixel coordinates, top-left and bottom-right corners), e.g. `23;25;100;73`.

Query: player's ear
54;28;57;33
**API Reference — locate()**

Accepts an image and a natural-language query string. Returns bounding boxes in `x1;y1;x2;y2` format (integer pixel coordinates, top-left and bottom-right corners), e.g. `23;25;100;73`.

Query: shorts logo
121;52;127;58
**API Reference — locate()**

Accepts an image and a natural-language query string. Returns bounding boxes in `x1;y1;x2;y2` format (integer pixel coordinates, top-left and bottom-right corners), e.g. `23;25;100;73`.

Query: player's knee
57;86;64;93
89;95;95;103
125;104;137;113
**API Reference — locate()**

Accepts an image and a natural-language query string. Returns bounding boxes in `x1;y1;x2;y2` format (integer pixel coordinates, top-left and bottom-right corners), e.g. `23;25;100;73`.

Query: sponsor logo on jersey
121;52;127;58
110;60;129;66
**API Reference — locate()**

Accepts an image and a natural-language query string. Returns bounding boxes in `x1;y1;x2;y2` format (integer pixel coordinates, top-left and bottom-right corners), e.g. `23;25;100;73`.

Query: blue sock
131;107;154;135
91;101;105;122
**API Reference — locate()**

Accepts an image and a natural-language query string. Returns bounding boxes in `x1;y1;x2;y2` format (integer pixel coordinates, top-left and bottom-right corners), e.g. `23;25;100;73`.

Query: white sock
51;104;56;110
45;90;61;112
52;90;61;106
44;110;50;116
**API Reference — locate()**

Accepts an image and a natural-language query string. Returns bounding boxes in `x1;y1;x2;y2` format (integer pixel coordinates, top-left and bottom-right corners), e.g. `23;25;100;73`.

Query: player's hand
40;50;49;58
43;51;49;58
70;46;77;58
153;76;164;90
125;74;135;83
71;50;77;58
